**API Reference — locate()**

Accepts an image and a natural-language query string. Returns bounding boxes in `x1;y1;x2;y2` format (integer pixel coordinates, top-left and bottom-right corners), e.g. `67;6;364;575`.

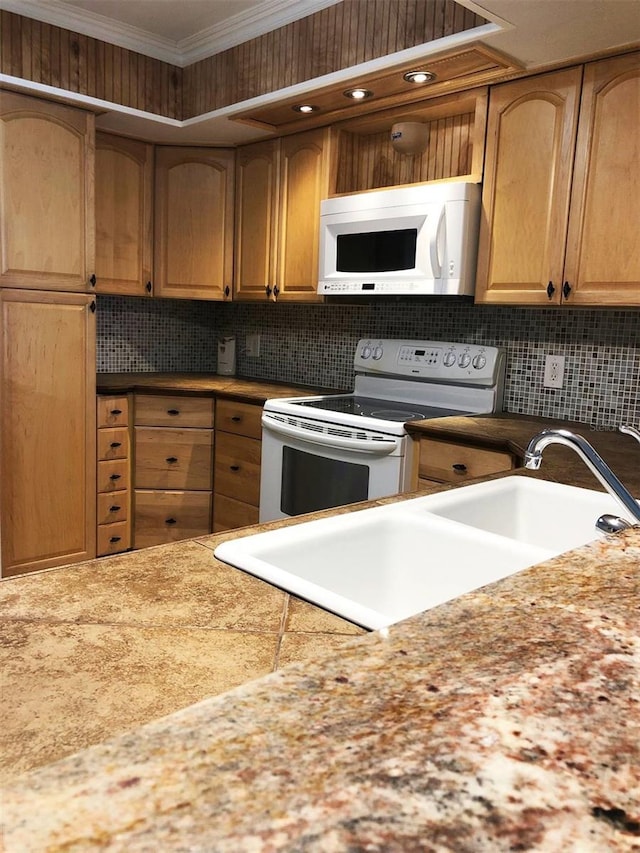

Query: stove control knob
443;351;457;367
361;345;372;359
373;345;383;360
472;353;487;370
458;353;471;368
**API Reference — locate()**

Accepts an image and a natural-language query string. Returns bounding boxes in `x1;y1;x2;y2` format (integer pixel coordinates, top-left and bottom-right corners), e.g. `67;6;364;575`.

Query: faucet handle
619;425;640;446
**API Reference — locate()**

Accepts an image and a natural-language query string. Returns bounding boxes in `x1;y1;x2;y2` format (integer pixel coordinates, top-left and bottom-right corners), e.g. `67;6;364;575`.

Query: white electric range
259;339;505;522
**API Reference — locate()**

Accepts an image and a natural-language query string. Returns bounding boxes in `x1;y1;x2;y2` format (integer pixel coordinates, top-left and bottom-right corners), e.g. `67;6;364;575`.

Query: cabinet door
0;289;96;576
95;133;153;297
234;139;279;300
475;68;582;305
564;52;640;306
154;146;234;300
276;128;331;301
0;91;95;292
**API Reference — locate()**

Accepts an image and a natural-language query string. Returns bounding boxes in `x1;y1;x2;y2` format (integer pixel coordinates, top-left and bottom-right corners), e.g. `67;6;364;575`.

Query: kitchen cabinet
0;90;95;293
234;129;330;302
95;133;154;297
154;146;235;301
476;52;640;306
133;394;214;548
412;436;516;490
0;289;96;576
96;395;132;556
213;400;262;531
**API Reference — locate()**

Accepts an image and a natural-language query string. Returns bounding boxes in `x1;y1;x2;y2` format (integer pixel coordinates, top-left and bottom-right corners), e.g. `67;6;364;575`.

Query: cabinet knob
89;274;97;287
110;441;122;449
230;464;240;471
109;536;121;544
146;281;152;293
231;415;242;422
273;286;280;298
167;409;180;416
546;281;555;299
109;505;121;512
224;285;230;297
110;408;122;416
562;281;572;299
452;463;467;473
166;456;178;464
165;517;177;525
109;473;121;481
89;300;96;313
265;286;272;298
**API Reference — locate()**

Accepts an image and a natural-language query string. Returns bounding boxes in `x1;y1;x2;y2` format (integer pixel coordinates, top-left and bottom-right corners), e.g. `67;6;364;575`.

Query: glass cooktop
296;395;464;423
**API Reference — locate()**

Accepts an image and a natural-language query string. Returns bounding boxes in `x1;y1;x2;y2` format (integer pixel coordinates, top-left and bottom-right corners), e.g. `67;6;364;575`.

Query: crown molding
0;0;342;66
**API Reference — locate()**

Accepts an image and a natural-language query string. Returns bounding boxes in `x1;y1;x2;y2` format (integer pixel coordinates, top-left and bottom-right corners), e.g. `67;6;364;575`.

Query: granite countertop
1;415;639;850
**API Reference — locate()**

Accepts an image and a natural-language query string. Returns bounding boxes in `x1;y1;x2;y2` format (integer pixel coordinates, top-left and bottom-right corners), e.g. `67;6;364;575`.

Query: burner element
369;408;426;422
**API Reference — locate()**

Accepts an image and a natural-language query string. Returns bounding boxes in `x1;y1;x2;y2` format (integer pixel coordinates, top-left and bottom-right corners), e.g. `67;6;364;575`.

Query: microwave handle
262;414;399;455
428;205;445;279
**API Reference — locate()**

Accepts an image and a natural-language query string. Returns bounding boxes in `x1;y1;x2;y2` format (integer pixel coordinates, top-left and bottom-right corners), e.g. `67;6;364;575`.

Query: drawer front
134;394;214;428
97;520;131;556
418;437;514;483
97;427;129;461
97;395;129;428
97;490;128;524
133;490;212;549
214;432;261;505
215;399;262;439
213;493;259;532
97;458;130;492
135;427;213;490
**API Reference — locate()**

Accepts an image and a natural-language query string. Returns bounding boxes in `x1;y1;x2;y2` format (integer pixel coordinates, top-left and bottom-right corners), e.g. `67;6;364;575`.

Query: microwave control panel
354;339;504;385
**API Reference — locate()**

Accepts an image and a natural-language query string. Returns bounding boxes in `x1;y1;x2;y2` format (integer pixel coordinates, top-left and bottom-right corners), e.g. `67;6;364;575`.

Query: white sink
214;476;631;629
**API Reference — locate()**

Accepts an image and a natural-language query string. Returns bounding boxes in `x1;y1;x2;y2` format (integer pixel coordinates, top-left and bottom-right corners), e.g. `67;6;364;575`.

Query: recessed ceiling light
292;104;319;113
403;70;437;84
343;87;373;101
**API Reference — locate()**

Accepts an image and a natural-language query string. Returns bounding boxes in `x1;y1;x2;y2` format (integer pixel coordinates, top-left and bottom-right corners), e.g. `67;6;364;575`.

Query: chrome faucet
523;427;640;527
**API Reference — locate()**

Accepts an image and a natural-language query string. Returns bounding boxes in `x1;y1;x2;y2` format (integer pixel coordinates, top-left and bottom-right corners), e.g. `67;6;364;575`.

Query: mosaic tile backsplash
97;296;639;429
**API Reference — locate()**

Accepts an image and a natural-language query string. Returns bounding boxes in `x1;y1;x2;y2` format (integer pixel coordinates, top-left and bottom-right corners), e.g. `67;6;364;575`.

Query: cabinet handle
166;456;178;463
165;517;177;525
546;281;555;299
109;505;121;512
89;300;96;313
265;286;272;298
89;274;97;287
231;415;242;422
273;286;280;298
167;409;180;416
110;441;122;449
109;473;121;481
230;464;240;471
109;536;122;544
110;408;122;415
146;281;152;293
562;281;572;299
452;463;467;473
224;285;230;297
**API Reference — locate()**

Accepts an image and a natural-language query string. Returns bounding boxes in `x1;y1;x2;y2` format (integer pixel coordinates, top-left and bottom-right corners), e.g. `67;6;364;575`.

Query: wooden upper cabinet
475;67;582;305
154;146;235;301
0;288;96;576
234;139;279;301
563;52;640;306
0;91;95;292
276;128;331;302
95;132;153;297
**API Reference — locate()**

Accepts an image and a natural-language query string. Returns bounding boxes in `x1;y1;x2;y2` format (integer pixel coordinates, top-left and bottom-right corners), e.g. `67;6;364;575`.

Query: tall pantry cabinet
0;90;97;576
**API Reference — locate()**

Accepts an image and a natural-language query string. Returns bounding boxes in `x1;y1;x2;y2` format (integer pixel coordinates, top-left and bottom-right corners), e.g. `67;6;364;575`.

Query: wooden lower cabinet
213;399;262;532
412;436;516;489
133;490;212;549
0;289;96;576
96;395;131;556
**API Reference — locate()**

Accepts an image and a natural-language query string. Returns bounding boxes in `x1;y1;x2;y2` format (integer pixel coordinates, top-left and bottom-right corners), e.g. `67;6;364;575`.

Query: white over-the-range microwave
317;181;481;297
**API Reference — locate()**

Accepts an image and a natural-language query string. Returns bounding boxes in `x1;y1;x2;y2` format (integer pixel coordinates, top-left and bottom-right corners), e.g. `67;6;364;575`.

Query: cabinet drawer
97;458;130;492
135;427;213;490
97;490;128;524
97;395;129;428
213;493;259;532
215;399;262;439
418;438;514;483
214;432;261;505
97;427;129;460
97;521;131;556
133;490;212;548
134;394;214;428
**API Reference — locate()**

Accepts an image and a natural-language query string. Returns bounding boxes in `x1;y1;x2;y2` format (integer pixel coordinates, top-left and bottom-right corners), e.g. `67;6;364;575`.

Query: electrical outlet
246;333;260;358
543;354;565;389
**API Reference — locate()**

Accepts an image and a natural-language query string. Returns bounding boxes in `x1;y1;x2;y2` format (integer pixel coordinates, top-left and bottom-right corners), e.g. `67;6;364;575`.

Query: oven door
259;412;408;523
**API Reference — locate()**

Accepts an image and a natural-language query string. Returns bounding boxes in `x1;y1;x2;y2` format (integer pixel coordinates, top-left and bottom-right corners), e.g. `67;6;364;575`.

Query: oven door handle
262;414;400;455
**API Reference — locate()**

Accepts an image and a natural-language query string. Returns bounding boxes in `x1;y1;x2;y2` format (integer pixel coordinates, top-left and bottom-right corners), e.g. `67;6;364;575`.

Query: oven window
336;229;417;273
281;447;369;516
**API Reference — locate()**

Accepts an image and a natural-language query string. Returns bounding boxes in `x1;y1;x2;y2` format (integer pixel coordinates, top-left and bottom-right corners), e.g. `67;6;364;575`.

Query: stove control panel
355;339;504;385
